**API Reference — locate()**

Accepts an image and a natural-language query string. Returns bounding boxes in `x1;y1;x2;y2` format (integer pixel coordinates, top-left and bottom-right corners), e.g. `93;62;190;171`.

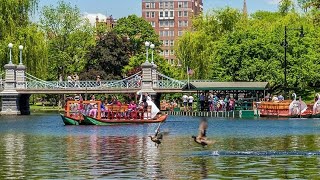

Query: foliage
279;0;294;15
40;1;95;80
0;0;48;78
82;31;129;80
113;15;160;55
114;14;177;78
175;6;320;96
176;8;241;79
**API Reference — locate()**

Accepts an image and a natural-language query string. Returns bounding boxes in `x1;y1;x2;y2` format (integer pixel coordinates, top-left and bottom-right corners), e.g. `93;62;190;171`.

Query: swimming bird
192;119;215;147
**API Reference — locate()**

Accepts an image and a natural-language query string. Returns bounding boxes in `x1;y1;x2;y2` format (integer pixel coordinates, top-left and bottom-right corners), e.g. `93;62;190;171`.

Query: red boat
62;100;167;125
256;93;320;118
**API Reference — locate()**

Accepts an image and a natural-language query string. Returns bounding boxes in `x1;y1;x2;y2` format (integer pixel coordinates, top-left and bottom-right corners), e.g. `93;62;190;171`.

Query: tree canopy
175;6;320;95
0;0;48;78
40;1;95;80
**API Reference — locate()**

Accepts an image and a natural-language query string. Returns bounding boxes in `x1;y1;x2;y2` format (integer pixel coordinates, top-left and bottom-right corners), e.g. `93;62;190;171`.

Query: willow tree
0;0;48;78
175;8;241;80
40;1;95;80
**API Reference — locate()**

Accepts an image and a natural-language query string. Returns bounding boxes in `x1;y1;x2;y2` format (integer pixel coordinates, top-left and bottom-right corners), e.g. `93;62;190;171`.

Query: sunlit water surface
0;114;320;179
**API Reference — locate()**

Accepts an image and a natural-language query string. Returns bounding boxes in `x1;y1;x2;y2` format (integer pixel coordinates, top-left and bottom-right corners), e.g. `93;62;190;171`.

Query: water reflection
0;115;320;178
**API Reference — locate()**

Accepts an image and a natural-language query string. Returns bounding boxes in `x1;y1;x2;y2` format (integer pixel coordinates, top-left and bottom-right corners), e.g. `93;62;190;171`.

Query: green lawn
30;105;63;112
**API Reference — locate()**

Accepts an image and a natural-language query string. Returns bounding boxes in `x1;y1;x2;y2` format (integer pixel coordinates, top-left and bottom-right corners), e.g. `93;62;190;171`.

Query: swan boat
256;93;319;118
61;99;167;125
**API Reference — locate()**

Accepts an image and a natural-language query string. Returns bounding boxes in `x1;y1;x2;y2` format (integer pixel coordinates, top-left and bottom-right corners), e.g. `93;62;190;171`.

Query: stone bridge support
0;62;28;115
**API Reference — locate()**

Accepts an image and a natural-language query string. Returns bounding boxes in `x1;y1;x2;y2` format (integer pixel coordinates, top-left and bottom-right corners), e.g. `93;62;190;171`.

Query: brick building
95;15;117;29
142;0;203;65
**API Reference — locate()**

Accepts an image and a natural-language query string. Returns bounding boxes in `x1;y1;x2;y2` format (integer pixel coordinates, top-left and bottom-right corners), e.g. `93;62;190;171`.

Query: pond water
0;114;320;179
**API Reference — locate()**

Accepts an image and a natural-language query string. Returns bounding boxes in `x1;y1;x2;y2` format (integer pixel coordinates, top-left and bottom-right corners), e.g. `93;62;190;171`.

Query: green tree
82;31;129;80
0;0;48;78
40;1;94;80
279;0;294;15
176;8;241;80
113;15;160;56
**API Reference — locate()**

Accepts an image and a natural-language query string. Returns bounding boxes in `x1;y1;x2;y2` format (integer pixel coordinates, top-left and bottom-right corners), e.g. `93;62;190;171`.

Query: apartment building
142;0;203;65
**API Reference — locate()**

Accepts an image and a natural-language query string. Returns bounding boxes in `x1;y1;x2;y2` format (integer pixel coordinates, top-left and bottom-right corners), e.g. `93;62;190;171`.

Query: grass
30;105;63;112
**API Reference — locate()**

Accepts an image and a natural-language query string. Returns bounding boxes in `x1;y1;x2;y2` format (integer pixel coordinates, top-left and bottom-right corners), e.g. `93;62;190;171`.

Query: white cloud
83;12;107;25
266;0;281;5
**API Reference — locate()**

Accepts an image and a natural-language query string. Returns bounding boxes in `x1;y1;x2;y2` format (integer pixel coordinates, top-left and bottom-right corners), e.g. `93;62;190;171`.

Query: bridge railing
25;80;142;89
23;71;142;90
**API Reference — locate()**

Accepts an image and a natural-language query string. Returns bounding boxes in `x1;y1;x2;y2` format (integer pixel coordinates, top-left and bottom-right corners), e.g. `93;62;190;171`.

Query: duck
148;134;162;148
192;118;215;147
148;122;165;148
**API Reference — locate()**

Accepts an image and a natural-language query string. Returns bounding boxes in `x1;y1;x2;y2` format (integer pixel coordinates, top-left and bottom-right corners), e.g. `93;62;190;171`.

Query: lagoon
0;114;320;179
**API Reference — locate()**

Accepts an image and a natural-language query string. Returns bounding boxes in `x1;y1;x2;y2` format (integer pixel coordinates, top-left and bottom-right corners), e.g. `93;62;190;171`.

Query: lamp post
283;26;304;98
150;43;155;64
8;43;13;64
19;45;23;65
145;41;150;63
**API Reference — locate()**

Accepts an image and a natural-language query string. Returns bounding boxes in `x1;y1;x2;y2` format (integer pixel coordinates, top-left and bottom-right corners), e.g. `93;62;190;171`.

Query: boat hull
83;114;168;125
61;114;81;125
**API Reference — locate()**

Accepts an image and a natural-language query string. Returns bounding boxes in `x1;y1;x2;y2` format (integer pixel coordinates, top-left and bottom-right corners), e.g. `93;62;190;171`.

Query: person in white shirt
188;95;194;111
182;94;189;112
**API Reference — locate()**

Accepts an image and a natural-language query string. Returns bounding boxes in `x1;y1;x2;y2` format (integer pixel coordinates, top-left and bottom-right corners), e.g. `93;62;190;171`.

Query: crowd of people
67;93;155;119
161;93;236;112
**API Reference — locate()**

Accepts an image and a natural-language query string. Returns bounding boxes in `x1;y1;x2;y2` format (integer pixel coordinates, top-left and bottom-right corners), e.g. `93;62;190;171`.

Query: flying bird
148;122;165;148
192;118;215;147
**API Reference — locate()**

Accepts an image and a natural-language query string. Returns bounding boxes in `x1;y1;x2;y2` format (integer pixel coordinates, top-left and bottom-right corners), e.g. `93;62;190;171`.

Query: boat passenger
127;101;137;118
278;94;284;101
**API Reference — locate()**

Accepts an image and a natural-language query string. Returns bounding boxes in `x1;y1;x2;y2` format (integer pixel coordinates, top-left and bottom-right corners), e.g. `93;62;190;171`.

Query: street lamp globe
8;43;13;48
150;44;155;49
145;41;150;47
19;45;23;50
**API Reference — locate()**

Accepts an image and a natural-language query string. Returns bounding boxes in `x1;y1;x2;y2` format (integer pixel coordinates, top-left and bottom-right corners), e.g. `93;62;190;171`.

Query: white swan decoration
313;93;320;115
137;91;160;119
289;93;307;115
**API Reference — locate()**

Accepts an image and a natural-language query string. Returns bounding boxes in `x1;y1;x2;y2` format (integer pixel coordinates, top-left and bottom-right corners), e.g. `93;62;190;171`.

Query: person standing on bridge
67;75;73;87
96;75;101;86
74;73;80;88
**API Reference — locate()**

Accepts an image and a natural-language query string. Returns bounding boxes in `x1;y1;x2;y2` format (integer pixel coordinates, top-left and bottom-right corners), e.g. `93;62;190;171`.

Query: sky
35;0;281;23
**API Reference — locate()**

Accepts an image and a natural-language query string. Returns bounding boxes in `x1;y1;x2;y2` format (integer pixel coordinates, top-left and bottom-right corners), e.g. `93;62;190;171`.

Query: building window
165;50;169;56
150;21;155;27
169;2;174;8
178;31;184;36
184;11;188;17
170;40;174;46
165;11;168;17
183;1;188;8
170;49;174;55
151;2;155;8
178;2;183;8
170;59;174;64
145;3;150;9
160;2;163;8
170;11;174;17
178;11;182;17
170;20;174;27
163;40;168;46
146;12;150;18
151;12;155;18
164;2;169;8
159;11;163;18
